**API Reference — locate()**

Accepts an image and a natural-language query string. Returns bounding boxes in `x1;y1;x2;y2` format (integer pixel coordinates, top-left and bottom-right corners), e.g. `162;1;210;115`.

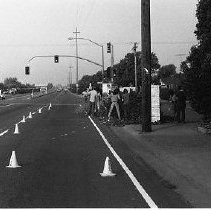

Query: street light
68;37;105;83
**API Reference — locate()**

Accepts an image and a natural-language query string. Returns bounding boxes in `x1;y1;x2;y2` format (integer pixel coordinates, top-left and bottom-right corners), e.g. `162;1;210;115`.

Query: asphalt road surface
0;91;191;208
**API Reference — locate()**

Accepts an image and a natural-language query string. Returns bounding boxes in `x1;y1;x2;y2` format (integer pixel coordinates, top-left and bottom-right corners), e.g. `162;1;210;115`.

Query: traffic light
25;66;30;75
54;55;59;63
133;42;137;53
107;42;111;53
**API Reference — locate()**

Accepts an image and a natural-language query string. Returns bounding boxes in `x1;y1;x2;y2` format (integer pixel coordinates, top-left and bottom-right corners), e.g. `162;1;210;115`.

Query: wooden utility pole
133;42;138;91
73;27;80;93
141;0;152;132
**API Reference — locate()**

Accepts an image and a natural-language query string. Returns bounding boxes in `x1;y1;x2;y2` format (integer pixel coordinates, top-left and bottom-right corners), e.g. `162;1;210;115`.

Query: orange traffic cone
6;151;21;168
28;112;32;119
100;157;116;177
14;124;20;134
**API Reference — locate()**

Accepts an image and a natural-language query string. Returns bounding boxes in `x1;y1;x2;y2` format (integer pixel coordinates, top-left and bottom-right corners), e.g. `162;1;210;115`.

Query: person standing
175;86;186;123
169;90;178;121
108;88;121;121
87;86;98;116
122;89;130;120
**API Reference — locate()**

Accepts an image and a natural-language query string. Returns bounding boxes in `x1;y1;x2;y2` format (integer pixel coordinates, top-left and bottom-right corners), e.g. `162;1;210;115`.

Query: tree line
78;0;211;120
0;77;54;93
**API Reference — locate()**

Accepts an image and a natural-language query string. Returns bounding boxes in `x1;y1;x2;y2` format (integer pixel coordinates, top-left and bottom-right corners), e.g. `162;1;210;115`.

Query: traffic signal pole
141;0;152;132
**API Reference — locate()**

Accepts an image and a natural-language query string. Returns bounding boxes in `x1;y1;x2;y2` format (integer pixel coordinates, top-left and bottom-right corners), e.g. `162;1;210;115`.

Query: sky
0;0;198;86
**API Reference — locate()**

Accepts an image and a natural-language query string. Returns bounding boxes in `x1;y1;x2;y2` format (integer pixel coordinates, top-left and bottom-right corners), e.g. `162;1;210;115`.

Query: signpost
151;85;160;122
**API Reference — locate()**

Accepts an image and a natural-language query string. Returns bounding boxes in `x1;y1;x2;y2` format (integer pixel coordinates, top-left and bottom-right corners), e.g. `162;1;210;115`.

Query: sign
151;85;160;122
102;83;112;94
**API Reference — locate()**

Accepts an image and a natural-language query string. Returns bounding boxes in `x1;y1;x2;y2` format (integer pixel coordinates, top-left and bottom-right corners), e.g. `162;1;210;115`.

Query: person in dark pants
175;86;186;123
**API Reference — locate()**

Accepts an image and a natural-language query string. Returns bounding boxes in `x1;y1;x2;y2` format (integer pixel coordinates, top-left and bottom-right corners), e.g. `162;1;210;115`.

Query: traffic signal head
107;42;111;53
25;66;30;75
54;55;59;63
133;42;137;53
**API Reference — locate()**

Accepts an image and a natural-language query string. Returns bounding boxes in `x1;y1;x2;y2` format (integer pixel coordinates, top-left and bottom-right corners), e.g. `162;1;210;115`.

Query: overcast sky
0;0;198;86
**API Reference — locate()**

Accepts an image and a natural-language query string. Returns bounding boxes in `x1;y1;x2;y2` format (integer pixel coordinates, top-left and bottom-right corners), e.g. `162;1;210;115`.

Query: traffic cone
28;112;32;119
14;124;20;134
100;157;116;177
6;151;21;168
38;108;42;113
48;103;52;110
21;115;26;123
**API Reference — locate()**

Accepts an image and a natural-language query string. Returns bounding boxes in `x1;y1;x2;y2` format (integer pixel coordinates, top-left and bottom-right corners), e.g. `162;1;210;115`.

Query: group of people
169;86;187;123
85;85;187;124
85;86;131;122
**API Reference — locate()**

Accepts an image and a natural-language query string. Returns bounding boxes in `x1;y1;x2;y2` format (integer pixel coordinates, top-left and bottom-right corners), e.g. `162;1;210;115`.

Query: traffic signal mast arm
27;55;103;67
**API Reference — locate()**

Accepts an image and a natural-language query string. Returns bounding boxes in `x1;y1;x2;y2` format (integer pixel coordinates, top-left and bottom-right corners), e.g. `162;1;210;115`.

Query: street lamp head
68;37;74;41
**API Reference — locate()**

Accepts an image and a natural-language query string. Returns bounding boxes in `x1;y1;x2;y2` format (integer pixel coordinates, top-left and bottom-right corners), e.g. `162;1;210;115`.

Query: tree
111;51;160;87
78;71;103;93
4;77;22;89
158;64;176;79
182;0;211;119
0;83;5;91
77;51;160;93
47;83;53;90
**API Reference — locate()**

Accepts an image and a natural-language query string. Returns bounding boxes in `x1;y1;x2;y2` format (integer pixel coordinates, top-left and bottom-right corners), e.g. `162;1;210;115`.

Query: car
3;90;9;94
9;88;17;95
0;94;5;100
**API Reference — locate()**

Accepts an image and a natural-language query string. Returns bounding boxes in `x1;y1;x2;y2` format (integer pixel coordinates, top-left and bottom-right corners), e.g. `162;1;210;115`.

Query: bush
160;88;170;100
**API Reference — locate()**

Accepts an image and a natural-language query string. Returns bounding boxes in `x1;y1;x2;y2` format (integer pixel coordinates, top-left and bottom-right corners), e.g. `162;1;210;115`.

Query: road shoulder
111;123;211;207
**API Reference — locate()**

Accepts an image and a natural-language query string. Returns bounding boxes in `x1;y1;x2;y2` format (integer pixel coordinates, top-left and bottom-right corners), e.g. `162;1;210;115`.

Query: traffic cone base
6;151;21;168
14;124;20;134
100;157;116;177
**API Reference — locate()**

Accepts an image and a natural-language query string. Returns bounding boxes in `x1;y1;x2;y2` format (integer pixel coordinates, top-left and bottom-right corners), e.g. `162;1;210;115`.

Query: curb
198;126;211;134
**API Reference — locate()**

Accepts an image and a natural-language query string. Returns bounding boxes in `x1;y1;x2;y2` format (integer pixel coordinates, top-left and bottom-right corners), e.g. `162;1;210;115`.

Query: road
0;91;191;208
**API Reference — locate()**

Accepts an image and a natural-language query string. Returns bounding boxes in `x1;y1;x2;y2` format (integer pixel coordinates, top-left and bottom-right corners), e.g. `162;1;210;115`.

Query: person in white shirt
87;87;98;116
108;88;121;121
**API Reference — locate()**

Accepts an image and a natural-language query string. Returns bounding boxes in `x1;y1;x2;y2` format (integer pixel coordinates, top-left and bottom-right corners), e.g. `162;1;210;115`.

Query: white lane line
0;104;13;107
0;129;9;136
88;116;158;209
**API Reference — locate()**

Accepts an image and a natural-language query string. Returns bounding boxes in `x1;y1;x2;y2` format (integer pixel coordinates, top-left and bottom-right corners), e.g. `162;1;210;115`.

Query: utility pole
102;45;105;83
73;27;80;93
111;44;114;83
133;42;138;91
69;66;72;90
141;0;152;132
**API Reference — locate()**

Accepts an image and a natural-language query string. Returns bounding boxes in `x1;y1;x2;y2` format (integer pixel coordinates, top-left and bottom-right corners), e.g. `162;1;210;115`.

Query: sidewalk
111;122;211;207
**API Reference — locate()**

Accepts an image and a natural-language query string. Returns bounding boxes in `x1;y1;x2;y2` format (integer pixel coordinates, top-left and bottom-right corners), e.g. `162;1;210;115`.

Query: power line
0;41;197;48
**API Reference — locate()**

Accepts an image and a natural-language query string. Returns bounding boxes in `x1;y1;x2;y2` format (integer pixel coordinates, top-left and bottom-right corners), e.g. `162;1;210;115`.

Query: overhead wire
0;41;197;48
